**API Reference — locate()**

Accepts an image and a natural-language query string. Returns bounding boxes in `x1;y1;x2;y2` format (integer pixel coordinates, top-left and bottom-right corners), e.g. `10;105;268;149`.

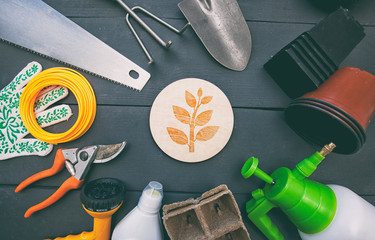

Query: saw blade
0;0;150;91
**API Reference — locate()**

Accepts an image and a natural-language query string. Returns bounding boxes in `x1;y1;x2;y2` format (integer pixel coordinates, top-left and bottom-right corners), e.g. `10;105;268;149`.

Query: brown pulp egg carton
162;185;251;240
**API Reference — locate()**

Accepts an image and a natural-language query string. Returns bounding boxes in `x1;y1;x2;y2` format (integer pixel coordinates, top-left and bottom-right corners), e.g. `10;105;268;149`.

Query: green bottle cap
241;157;275;185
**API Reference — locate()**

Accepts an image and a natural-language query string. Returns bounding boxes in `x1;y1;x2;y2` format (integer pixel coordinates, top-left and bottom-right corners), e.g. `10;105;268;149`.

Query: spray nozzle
294;143;336;179
241;157;275;185
319;143;336;157
48;178;125;240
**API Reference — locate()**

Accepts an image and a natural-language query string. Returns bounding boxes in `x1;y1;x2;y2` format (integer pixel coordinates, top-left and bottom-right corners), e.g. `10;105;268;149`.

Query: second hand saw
0;0;150;91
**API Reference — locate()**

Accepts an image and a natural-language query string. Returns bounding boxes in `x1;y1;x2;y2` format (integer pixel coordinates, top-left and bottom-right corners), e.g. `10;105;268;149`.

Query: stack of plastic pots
264;7;365;99
285;67;375;154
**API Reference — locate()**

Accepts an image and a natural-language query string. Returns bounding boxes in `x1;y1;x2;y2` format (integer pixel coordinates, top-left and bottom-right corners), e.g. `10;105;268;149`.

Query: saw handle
15;149;66;192
24;176;84;218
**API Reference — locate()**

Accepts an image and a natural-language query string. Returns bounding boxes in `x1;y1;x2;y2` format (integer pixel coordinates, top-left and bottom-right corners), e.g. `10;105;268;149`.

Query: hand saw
0;0;150;91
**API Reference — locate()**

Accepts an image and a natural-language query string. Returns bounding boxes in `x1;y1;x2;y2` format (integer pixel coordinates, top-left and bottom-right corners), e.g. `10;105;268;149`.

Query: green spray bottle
241;143;375;240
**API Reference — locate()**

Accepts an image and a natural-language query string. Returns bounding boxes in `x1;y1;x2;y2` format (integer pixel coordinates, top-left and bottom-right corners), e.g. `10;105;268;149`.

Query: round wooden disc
150;78;234;163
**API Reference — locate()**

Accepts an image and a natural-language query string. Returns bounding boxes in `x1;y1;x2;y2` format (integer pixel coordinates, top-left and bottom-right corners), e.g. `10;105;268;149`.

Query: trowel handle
246;193;285;240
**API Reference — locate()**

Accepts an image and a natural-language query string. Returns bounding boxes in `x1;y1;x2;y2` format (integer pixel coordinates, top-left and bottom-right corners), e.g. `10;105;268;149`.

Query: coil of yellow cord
19;68;96;144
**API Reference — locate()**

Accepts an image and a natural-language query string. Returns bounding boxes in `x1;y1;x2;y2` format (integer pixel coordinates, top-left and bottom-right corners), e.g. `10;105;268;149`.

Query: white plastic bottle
112;181;164;240
299;184;375;240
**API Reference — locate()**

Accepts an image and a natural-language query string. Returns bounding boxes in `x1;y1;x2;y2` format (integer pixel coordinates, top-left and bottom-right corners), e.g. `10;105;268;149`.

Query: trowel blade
178;0;252;71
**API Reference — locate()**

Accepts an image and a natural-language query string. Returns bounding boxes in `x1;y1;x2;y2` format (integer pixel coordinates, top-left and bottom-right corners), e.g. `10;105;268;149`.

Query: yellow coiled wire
19;68;96;144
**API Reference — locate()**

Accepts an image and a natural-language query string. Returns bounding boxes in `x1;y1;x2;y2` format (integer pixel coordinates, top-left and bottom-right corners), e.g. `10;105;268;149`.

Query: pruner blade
94;141;127;163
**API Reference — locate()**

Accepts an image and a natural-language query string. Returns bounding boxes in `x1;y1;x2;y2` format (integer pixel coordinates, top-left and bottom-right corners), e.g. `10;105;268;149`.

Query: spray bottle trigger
246;191;285;240
252;189;265;200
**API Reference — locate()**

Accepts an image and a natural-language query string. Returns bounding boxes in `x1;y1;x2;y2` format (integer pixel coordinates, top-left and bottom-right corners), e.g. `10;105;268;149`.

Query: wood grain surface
1;0;375;239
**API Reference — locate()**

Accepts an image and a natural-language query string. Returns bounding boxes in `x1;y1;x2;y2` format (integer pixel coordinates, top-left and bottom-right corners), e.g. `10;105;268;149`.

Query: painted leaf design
195;110;213;126
196;126;219;141
201;96;213;104
167;127;188;145
172;106;190;124
185;91;196;108
197;88;202;97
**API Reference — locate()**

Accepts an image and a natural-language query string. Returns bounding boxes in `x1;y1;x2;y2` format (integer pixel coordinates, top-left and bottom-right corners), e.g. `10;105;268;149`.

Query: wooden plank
2;106;375;196
3;185;375;240
0;186;284;240
43;0;375;26
1;19;374;108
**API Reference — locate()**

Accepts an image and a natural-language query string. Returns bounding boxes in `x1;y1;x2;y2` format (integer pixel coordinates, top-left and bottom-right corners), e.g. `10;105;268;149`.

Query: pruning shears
15;142;126;218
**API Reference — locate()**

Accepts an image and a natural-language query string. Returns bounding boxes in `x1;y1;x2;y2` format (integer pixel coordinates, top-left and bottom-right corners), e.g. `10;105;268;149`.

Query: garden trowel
0;0;150;91
178;0;252;71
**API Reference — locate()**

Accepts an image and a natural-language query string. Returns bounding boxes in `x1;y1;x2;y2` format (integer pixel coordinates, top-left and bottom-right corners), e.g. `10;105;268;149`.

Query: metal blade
0;0;150;91
94;141;127;163
178;0;252;71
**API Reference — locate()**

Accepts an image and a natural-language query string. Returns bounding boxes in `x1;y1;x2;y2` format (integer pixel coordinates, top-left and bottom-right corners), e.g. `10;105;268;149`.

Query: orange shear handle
24;176;84;218
15;149;66;192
